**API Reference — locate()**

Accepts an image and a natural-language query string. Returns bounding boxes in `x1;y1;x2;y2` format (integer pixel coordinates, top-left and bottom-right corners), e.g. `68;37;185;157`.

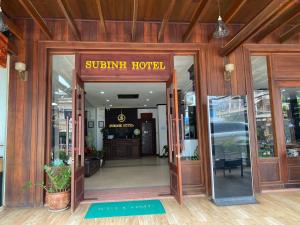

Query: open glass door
167;70;183;203
71;71;85;211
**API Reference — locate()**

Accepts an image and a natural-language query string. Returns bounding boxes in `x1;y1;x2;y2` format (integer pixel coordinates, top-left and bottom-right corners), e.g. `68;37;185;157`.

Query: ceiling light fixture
213;0;229;39
149;91;153;94
109;104;113;107
100;91;105;94
146;99;150;101
0;1;8;33
144;104;147;107
106;99;110;102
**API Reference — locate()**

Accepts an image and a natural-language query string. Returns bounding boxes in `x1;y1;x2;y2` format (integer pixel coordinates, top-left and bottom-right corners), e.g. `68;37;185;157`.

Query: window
251;56;275;157
51;55;75;161
174;56;199;160
281;88;300;158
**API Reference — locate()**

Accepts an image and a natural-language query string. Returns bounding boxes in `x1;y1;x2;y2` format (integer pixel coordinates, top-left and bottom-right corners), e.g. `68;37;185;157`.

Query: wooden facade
4;15;300;207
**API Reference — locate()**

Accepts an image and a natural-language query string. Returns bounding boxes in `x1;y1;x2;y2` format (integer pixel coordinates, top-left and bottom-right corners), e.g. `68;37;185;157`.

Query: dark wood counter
104;139;141;160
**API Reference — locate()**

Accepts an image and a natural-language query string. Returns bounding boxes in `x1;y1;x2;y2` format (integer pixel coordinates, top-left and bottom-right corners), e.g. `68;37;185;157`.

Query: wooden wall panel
272;53;300;79
258;160;281;183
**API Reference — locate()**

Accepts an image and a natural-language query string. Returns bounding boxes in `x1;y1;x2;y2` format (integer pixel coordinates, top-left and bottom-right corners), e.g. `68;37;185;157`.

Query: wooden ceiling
3;0;275;23
3;0;300;56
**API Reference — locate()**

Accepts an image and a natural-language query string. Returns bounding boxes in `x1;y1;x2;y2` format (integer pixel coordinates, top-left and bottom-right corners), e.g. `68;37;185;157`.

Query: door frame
45;47;203;209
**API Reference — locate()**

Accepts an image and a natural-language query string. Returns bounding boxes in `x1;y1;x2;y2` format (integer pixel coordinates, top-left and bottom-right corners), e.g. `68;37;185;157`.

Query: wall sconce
224;63;235;82
15;62;28;81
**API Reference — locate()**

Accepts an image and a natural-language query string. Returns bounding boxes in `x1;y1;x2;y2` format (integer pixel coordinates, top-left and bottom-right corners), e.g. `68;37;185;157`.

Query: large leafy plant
23;160;71;193
44;164;71;193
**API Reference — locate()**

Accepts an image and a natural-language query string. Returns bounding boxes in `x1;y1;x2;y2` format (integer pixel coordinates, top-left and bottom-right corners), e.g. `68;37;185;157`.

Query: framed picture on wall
88;121;94;128
98;121;104;128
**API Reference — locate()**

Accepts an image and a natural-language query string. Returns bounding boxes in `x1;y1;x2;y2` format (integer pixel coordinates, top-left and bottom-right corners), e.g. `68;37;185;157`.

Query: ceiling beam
254;1;300;42
279;23;300;42
157;0;176;42
131;0;138;41
18;0;52;39
223;0;247;23
219;0;290;56
3;14;24;40
95;0;106;34
57;0;81;41
182;0;209;42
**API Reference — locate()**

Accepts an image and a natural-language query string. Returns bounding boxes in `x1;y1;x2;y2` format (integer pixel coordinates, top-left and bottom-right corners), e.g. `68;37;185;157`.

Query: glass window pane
251;56;275;158
51;55;75;161
174;56;199;160
281;88;300;158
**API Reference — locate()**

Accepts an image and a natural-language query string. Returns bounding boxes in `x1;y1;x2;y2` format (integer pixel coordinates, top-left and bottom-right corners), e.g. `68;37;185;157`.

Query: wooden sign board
79;53;172;82
0;33;8;68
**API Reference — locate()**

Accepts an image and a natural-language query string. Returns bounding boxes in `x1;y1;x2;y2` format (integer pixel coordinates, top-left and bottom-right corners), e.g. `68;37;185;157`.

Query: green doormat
85;200;166;219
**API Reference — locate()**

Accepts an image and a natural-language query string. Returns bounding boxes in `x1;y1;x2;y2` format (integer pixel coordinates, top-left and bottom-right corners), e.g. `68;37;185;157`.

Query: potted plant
23;159;71;211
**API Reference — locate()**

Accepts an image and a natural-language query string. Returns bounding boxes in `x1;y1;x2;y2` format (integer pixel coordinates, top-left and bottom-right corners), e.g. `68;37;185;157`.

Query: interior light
52;102;58;106
146;99;150;101
109;104;113;107
106;99;110;102
58;75;70;88
149;91;153;94
100;91;105;94
144;104;147;107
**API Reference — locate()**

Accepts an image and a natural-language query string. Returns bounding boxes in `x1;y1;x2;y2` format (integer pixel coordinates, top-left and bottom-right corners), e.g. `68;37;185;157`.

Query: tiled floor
85;156;169;190
1;192;300;224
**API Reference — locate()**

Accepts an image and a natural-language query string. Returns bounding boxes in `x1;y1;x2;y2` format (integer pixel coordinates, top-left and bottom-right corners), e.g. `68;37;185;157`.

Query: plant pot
46;191;70;211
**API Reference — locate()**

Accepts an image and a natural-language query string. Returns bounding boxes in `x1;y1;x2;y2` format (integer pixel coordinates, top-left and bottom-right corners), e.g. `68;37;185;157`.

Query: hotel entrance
50;53;201;211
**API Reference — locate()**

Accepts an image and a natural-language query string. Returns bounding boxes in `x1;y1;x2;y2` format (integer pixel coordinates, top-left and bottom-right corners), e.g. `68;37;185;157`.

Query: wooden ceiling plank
279;23;300;42
57;0;81;41
220;0;290;56
132;0;138;41
182;0;209;42
95;0;106;34
3;14;24;40
223;0;247;23
254;1;300;42
18;0;52;39
158;0;176;42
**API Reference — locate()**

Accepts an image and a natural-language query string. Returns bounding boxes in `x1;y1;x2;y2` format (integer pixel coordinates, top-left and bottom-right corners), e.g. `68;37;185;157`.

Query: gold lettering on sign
85;60;166;71
131;61;166;70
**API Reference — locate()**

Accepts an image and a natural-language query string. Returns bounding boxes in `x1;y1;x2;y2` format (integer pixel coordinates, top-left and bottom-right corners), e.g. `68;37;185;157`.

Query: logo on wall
118;113;126;123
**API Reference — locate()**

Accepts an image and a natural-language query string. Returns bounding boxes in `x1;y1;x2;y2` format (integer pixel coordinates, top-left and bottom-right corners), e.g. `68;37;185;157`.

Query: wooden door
167;70;183;204
141;121;154;155
71;71;85;212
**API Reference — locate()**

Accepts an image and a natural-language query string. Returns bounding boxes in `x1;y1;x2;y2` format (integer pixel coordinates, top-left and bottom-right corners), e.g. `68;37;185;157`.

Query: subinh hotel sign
79;53;171;81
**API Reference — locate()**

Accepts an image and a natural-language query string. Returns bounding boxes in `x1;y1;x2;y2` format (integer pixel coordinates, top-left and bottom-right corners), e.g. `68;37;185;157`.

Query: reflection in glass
208;96;254;204
51;55;75;161
281;88;300;158
251;56;275;158
174;56;199;160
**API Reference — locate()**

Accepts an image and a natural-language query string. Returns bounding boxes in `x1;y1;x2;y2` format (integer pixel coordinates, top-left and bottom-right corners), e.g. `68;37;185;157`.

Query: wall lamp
224;63;235;82
15;62;28;81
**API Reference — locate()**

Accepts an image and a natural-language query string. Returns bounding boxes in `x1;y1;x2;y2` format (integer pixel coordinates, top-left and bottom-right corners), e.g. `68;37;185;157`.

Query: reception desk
104;139;141;160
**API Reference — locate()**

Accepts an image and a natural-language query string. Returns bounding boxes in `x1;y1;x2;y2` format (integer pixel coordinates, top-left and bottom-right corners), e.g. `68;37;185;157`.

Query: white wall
157;105;168;156
96;107;105;151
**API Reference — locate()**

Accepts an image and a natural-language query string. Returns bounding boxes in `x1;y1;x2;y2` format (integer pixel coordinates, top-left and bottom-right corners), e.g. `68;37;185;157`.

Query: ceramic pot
46;191;70;211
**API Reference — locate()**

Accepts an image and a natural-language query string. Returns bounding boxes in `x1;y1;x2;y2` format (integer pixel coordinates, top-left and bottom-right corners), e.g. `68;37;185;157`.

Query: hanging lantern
213;0;229;39
213;16;229;39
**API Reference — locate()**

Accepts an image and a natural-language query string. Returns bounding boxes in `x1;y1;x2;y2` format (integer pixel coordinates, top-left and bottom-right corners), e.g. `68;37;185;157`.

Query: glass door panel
208;96;255;205
281;88;300;158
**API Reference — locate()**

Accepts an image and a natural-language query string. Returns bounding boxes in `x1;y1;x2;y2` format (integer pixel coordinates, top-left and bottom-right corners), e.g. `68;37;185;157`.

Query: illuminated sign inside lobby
80;53;171;80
